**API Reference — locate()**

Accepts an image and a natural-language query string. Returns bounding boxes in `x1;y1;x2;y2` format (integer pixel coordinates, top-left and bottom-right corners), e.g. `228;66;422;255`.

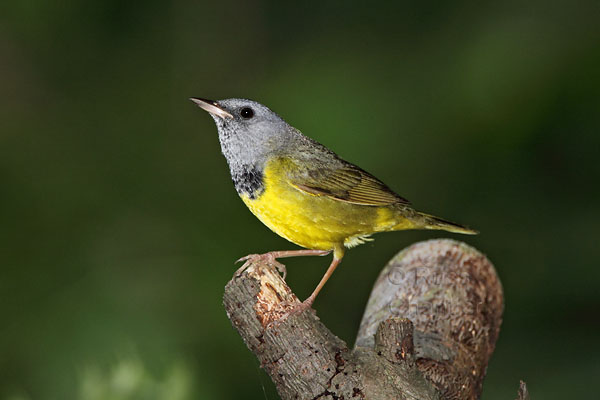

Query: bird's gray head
190;98;294;167
191;97;298;198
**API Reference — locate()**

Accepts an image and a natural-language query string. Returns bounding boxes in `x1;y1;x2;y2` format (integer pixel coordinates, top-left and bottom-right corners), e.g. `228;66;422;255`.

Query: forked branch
223;239;524;399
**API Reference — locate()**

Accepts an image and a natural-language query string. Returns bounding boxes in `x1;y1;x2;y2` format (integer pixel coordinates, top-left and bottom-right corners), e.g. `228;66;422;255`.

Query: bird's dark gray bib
232;165;264;199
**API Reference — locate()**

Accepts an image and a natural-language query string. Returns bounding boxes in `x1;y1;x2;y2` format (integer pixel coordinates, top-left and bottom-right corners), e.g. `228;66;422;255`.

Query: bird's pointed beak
189;97;233;119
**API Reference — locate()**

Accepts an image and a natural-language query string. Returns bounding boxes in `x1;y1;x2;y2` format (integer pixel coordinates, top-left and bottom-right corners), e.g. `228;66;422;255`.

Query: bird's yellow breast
240;158;398;251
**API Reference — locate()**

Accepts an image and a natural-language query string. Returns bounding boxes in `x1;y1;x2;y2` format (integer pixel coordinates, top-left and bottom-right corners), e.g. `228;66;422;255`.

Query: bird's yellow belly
240;162;397;250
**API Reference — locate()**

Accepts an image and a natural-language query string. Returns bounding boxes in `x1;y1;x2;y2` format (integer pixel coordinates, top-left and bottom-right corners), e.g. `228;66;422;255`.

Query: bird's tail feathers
414;212;478;235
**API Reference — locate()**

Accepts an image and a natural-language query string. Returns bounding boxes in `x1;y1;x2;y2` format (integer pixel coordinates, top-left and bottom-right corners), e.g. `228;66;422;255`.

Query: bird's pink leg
302;256;342;308
278;255;343;319
235;249;331;279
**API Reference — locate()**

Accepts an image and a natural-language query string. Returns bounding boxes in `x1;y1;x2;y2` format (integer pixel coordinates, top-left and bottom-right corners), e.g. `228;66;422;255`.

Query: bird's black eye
240;107;254;119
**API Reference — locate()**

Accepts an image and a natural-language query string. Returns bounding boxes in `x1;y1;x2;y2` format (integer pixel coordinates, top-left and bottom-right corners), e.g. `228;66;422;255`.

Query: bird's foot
235;252;287;279
280;298;314;318
265;298;316;329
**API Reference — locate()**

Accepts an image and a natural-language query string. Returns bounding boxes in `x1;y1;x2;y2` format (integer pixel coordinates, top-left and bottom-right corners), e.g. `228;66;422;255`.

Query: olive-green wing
288;161;410;206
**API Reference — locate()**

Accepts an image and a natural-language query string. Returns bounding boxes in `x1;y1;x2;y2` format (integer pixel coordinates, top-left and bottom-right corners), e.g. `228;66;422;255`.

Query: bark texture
223;239;522;399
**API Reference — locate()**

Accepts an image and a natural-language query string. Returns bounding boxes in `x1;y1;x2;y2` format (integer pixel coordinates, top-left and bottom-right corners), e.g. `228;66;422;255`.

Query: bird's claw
234;253;287;279
265;299;315;329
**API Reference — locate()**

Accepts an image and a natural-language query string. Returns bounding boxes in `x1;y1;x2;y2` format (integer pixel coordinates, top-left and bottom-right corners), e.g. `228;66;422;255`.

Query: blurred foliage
1;0;599;399
77;356;194;400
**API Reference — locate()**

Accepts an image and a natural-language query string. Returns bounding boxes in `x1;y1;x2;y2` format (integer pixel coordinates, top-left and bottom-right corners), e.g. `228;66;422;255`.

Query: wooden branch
515;381;530;400
223;239;522;399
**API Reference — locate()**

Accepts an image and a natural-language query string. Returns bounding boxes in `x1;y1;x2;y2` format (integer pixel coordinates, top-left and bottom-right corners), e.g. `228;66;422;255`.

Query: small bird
191;97;477;315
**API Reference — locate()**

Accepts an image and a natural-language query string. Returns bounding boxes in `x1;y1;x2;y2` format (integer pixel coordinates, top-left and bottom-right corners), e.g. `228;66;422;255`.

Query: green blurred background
2;1;599;399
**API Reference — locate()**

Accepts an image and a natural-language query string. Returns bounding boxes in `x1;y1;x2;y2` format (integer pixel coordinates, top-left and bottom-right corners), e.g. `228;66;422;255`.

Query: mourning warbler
191;97;477;315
